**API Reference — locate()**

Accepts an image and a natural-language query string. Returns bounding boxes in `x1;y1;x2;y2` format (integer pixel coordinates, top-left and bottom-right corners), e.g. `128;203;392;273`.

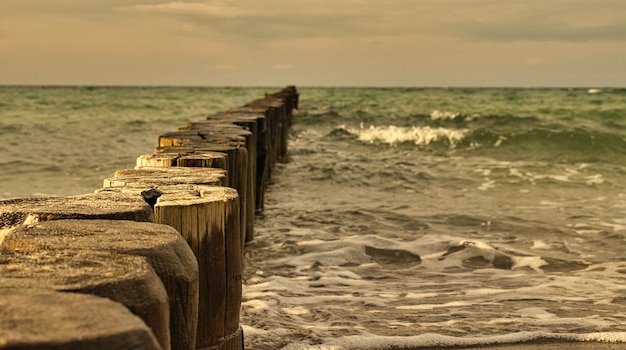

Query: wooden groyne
0;86;299;350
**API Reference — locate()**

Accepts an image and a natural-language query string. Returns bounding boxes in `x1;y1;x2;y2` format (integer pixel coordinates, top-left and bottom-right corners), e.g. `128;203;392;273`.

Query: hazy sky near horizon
1;0;625;87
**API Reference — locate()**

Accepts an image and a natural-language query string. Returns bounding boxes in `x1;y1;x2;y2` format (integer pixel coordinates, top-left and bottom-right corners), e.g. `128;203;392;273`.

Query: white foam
477;179;496;190
300;332;626;350
243;230;626;348
340;124;468;148
282;306;310;315
429;110;461;120
511;256;548;272
241;299;273;313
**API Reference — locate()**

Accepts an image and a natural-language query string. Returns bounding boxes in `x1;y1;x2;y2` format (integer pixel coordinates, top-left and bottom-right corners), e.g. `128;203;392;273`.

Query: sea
1;86;626;349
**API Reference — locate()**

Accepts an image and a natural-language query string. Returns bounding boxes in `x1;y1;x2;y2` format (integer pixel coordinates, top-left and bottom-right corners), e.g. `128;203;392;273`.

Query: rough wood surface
268;85;299;122
224;109;272;214
104;167;228;188
185;119;257;237
0;192;154;228
244;98;287;164
0;290;163;350
0;249;171;350
154;186;243;349
176;152;228;170
210;112;266;213
2;219;199;350
137;153;183;167
156;144;250;243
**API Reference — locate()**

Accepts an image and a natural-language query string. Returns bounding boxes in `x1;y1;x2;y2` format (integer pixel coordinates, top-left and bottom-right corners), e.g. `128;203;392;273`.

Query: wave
328;122;626;162
331;124;469;148
462;127;626;162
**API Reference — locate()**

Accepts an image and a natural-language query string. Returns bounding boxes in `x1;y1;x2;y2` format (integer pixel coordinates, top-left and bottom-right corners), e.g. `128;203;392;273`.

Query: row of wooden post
0;86;299;350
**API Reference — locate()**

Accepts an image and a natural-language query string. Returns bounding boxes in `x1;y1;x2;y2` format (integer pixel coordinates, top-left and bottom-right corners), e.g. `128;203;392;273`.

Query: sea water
1;86;626;349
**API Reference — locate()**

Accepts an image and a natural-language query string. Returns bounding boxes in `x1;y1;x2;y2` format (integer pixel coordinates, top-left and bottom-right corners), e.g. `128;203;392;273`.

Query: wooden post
2;219;200;350
268;85;300;126
105;167;228;188
177;152;228;170
137;153;184;167
176;121;256;242
0;249;171;350
156;144;251;244
153;186;243;350
204;113;265;213
0;192;154;228
244;98;288;164
0;290;162;350
223;109;271;213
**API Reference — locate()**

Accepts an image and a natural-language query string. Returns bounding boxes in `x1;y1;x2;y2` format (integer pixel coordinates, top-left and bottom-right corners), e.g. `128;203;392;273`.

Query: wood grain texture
2;219;199;350
154;186;242;349
0;192;154;228
0;249;170;350
0;290;163;350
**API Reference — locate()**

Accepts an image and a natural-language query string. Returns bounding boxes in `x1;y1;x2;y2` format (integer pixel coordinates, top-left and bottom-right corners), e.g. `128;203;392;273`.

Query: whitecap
343;124;468;148
429;109;461;120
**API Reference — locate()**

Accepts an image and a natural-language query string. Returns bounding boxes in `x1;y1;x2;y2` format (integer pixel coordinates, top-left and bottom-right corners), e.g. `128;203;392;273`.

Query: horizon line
0;83;623;89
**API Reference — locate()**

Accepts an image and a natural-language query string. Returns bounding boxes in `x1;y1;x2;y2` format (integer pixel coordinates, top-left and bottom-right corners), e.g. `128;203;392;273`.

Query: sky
1;0;625;87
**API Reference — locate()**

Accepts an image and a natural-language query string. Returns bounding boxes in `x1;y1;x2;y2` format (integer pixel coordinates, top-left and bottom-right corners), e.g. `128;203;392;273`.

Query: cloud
113;0;626;46
116;1;245;18
113;1;394;44
272;63;294;71
215;63;237;71
446;0;626;42
524;57;542;66
466;19;626;43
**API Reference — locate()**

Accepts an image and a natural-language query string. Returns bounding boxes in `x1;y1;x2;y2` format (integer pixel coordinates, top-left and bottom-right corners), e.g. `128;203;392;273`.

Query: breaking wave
332;124;469;148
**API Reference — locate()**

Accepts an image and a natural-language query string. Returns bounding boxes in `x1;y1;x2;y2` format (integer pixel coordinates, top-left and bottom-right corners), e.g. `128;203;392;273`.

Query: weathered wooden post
155;143;249;244
0;192;154;227
0;290;163;350
101;166;244;350
244;98;287;165
205;112;265;213
106;167;228;188
2;219;200;350
0;249;170;350
137;152;229;172
153;186;243;350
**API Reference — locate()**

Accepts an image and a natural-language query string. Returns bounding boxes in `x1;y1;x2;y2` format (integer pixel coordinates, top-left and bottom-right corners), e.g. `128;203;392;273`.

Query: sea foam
336;123;468;148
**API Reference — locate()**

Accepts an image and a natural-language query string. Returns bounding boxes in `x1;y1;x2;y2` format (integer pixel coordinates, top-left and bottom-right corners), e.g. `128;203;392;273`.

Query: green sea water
2;86;626;349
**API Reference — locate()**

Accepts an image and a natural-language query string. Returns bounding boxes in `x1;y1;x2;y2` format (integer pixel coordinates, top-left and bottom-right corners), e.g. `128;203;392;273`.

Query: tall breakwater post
0;86;299;350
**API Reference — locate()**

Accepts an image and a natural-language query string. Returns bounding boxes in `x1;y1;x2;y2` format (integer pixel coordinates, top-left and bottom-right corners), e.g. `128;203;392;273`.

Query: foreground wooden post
0;192;154;228
2;219;200;350
153;186;243;350
0;249;171;350
0;290;162;350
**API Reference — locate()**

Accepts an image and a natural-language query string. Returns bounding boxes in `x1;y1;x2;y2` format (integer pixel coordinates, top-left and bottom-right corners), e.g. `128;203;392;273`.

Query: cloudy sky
1;0;625;86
